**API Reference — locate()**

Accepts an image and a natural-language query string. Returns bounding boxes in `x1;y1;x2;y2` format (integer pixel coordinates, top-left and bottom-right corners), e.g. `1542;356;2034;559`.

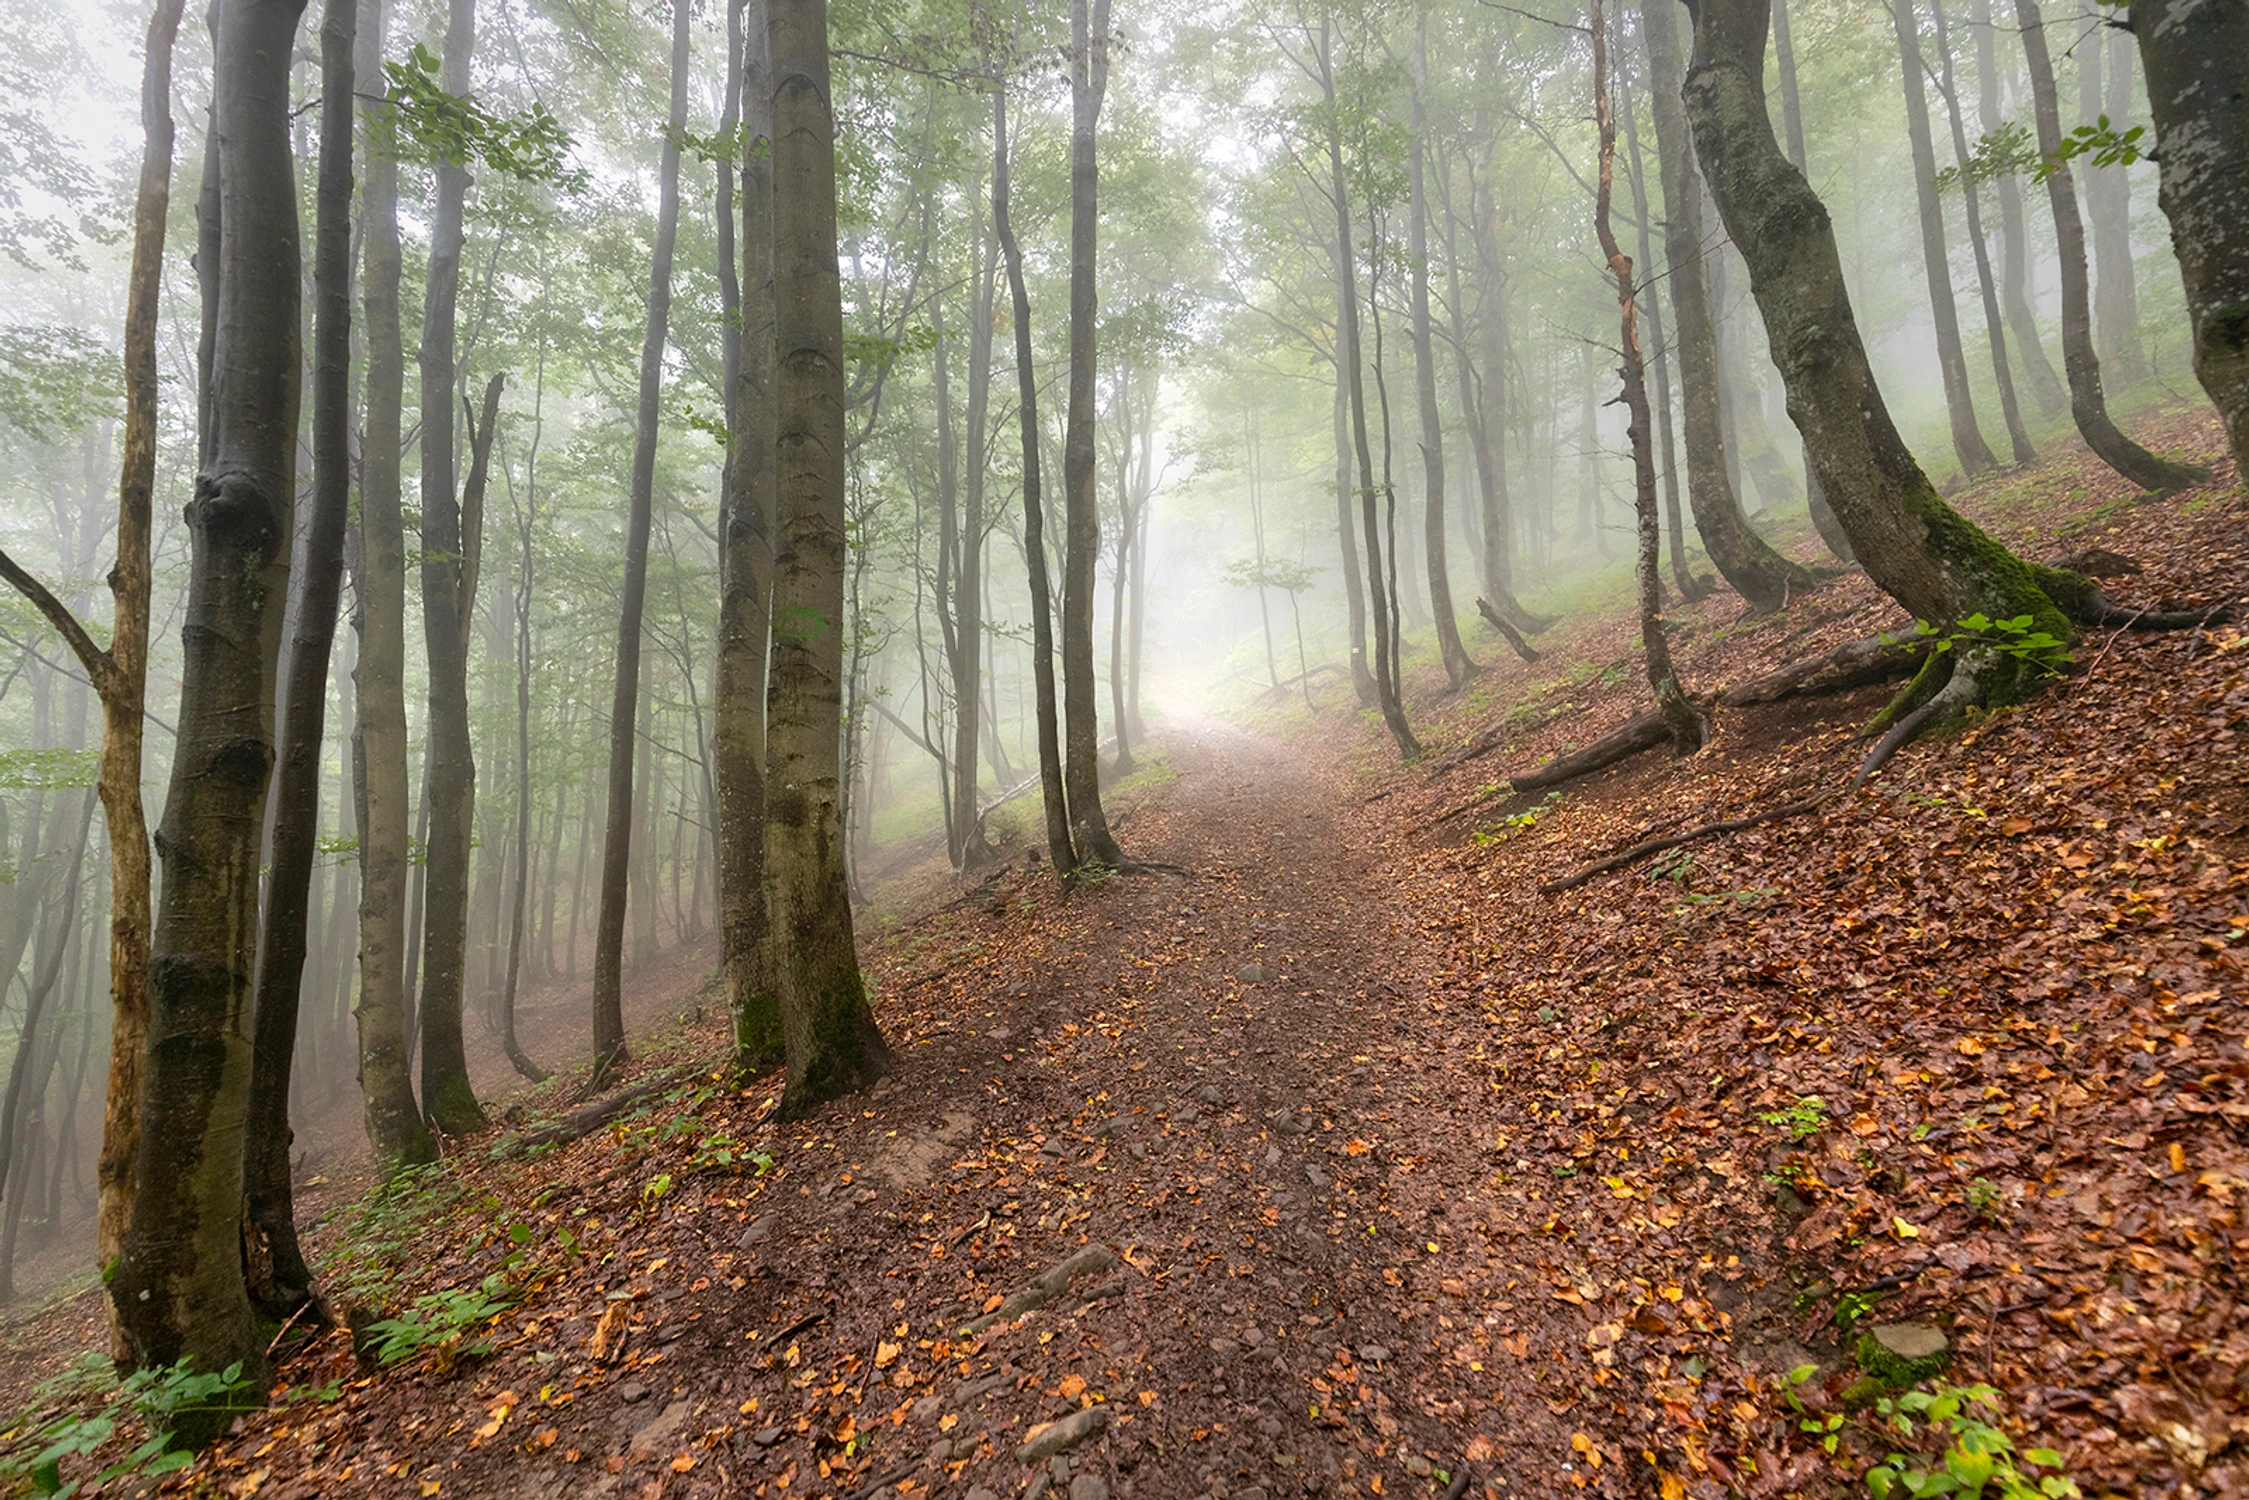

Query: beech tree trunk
350;0;433;1175
1596;0;1700;755
1407;21;1473;688
994;78;1076;877
1061;0;1124;867
1683;0;2073;720
1972;0;2065;421
951;203;996;867
768;0;888;1115
2082;29;2145;387
1891;0;2000;477
592;0;693;1073
113;0;306;1384
718;0;781;1075
1641;0;1816;612
2130;0;2249;471
416;0;487;1135
2012;0;2204;491
242;0;359;1319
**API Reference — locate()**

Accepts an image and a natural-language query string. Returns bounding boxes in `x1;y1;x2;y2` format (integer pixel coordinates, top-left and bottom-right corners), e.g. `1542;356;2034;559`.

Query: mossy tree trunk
1681;0;2071;720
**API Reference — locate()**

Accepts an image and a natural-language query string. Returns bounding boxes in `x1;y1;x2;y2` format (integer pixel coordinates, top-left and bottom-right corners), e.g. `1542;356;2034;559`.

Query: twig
1539;794;1832;893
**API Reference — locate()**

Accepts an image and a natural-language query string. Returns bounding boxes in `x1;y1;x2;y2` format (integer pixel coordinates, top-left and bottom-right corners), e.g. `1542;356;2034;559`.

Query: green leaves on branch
0;323;118;441
0;1354;252;1499
380;45;587;192
1932;116;2147;193
1221;556;1321;594
0;747;101;791
1908;614;2072;676
2033;114;2145;179
1863;1385;2082;1499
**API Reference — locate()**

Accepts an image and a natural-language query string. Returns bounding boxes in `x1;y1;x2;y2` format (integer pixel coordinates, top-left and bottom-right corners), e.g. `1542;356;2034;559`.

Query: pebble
1128;1143;1148;1160
1405;1455;1432;1478
1358;1345;1391;1363
1199;1084;1224;1105
1237;1489;1269;1500
1239;963;1267;983
1275;1112;1306;1136
913;1395;944;1420
928;1439;953;1463
1210;1337;1241;1357
617;1381;649;1404
1174;1108;1200;1126
1241;1326;1263;1346
1304;1165;1329;1188
1257;1417;1284;1437
1050;1457;1074;1482
736;1211;779;1247
1017;1406;1111;1463
1265;1144;1282;1166
966;1490;1000;1500
752;1426;783;1447
1070;1479;1110;1500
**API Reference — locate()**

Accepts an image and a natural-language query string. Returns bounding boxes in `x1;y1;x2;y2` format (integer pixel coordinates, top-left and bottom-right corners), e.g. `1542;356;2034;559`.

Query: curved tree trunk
769;0;888;1117
2012;0;2204;491
2130;0;2249;471
1641;0;1817;613
1971;0;2066;421
114;0;306;1385
2082;30;2145;387
1683;0;2072;723
592;0;693;1074
242;0;360;1320
1891;0;2001;477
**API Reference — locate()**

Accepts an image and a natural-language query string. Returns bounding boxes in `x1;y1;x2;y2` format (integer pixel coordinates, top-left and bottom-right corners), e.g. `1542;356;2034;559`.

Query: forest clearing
1;0;2247;1489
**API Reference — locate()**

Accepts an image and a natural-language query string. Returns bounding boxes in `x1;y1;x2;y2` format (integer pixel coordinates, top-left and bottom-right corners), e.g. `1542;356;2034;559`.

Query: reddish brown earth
4;408;2247;1500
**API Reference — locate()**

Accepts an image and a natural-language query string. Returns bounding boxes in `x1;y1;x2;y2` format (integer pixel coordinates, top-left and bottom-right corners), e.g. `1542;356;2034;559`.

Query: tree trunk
1615;31;1701;604
1641;0;1817;612
1061;0;1124;866
769;0;888;1115
2129;0;2249;471
1333;366;1376;705
1595;0;1700;755
718;0;781;1076
1891;0;2001;477
1926;0;2035;465
1971;0;2066;421
243;0;358;1319
415;0;488;1136
350;0;432;1175
2012;0;2204;490
592;0;692;1073
1408;20;1473;688
1683;0;2073;724
993;77;1077;877
114;0;306;1386
499;365;549;1084
1322;20;1418;760
952;190;995;865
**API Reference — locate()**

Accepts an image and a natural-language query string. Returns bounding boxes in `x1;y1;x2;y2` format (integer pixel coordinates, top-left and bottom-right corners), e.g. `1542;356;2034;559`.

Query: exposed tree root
1474;598;1541;662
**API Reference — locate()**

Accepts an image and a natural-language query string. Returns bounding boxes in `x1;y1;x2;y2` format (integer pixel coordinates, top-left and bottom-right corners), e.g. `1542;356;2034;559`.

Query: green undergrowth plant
361;1276;515;1375
0;1353;254;1497
1864;1385;2081;1499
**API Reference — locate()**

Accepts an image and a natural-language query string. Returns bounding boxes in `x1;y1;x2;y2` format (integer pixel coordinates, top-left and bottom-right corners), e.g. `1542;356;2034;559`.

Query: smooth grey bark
2012;0;2203;490
113;0;306;1386
993;77;1076;876
242;0;358;1320
950;193;995;866
1927;0;2035;464
2130;0;2249;470
1642;0;1816;612
592;0;693;1073
1061;0;1124;867
718;0;781;1075
351;0;433;1175
415;0;486;1135
768;0;888;1115
1891;0;2000;477
499;364;550;1085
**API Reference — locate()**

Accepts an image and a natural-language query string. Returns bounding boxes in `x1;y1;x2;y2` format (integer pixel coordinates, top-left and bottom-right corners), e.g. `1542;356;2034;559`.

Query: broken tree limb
1474;597;1541;662
1714;631;1934;706
1538;793;1833;893
514;1068;691;1152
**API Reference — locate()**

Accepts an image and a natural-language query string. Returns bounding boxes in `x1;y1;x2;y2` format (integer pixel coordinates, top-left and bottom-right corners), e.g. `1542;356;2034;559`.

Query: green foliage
0;324;116;441
0;747;100;791
381;45;587;191
0;1354;250;1498
1222;555;1321;594
2034;115;2144;181
1931;122;2036;192
1902;615;2071;677
1864;1386;2082;1499
1761;1095;1830;1142
1967;1178;2003;1220
1471;790;1563;847
361;1275;516;1373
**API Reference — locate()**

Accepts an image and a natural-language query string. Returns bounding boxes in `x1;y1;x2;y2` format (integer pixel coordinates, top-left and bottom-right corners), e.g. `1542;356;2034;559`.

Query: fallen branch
513;1068;690;1153
1474;598;1541;662
1538;793;1832;893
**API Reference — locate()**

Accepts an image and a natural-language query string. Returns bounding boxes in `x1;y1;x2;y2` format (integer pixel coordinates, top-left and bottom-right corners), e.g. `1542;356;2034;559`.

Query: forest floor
4;405;2248;1500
